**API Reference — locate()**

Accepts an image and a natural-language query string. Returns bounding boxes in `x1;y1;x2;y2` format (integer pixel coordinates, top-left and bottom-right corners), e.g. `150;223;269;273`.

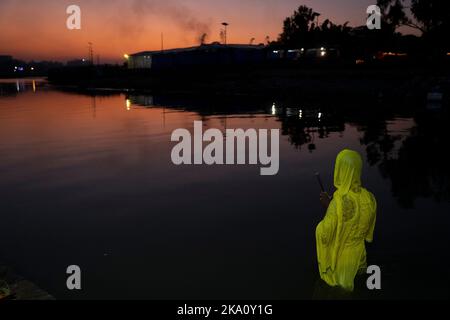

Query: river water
0;78;449;299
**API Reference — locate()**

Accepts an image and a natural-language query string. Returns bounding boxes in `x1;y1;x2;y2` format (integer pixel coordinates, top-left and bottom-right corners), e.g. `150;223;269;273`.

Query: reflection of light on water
32;80;36;93
271;103;276;115
126;99;131;111
318;112;322;119
16;81;20;92
286;108;296;116
299;110;303;119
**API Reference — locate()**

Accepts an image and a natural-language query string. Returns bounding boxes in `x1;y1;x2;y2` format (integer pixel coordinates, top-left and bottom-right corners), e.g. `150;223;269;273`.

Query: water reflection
1;81;447;210
0;83;449;299
122;92;449;209
0;78;44;96
361;112;450;208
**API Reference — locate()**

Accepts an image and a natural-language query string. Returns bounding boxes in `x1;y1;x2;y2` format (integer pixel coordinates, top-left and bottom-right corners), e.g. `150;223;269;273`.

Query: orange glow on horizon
0;0;382;63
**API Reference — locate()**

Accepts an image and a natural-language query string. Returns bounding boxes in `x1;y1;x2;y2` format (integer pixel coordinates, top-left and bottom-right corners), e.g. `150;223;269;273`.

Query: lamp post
222;22;229;45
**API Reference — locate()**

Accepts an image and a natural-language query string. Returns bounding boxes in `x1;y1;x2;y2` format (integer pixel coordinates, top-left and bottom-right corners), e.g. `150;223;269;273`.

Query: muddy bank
0;264;54;300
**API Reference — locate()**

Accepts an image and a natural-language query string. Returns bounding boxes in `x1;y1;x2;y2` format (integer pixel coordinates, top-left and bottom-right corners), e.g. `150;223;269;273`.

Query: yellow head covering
334;149;363;195
330;149;367;271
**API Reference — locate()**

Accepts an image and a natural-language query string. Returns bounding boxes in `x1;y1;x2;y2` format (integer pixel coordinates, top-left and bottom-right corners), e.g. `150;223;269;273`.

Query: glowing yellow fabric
316;149;377;291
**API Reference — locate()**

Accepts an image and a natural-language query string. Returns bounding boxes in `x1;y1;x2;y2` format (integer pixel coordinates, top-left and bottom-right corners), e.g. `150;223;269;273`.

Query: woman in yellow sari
316;149;377;292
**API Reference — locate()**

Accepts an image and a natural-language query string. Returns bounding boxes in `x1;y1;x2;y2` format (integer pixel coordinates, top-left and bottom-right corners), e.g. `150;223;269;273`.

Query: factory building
127;43;266;70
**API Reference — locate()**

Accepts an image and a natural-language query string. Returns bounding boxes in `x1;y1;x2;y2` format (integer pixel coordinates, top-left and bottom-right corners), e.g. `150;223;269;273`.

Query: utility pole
88;42;94;65
161;33;164;52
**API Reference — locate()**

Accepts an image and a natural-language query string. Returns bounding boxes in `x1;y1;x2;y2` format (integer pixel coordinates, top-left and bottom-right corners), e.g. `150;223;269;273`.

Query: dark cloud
131;0;211;37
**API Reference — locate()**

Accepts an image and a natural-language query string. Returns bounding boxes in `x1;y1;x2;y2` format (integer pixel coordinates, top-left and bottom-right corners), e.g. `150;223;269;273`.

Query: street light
222;22;229;45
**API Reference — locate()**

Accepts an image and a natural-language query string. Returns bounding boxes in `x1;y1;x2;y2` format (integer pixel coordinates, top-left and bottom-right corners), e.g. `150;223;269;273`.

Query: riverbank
0;264;54;300
47;62;450;103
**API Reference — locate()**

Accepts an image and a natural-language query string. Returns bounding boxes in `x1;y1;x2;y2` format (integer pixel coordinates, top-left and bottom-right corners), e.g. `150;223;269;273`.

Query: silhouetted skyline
0;0;416;63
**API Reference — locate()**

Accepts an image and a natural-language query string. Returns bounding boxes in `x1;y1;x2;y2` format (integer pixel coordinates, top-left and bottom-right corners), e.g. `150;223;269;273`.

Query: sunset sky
0;0;403;63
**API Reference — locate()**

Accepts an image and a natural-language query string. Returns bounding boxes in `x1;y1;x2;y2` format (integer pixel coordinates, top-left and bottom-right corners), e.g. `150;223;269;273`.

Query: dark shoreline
47;63;450;105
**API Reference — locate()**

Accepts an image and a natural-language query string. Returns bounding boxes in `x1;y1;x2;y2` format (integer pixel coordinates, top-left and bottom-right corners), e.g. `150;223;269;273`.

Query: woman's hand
320;192;332;209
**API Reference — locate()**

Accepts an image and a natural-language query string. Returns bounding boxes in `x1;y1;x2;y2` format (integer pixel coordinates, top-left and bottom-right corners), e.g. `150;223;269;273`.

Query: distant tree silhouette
378;0;450;52
377;0;409;33
278;5;321;47
410;0;450;51
277;5;354;51
276;2;449;59
378;0;450;38
411;0;449;33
